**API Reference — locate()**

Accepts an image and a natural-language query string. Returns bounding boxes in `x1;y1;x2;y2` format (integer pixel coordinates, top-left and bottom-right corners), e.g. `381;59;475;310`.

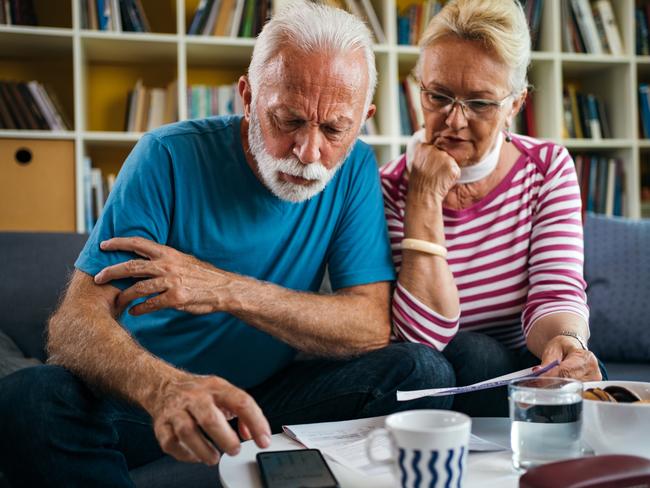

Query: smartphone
256;449;340;488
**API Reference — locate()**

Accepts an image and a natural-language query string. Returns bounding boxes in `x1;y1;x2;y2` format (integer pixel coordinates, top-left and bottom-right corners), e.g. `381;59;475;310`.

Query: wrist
556;331;588;351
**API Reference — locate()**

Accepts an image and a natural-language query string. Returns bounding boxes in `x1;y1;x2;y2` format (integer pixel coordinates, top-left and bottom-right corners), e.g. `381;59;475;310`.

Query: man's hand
538;335;602;381
94;237;230;316
148;374;271;465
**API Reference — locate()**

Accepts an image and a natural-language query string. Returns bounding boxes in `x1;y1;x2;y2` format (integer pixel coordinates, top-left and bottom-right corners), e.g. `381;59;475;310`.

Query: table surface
219;417;521;488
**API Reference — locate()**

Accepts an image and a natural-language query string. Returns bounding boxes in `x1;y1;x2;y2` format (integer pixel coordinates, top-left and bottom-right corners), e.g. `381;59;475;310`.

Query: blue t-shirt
75;115;395;388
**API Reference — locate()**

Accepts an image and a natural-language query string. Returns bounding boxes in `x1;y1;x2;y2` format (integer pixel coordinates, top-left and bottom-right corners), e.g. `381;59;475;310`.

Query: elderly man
0;3;454;487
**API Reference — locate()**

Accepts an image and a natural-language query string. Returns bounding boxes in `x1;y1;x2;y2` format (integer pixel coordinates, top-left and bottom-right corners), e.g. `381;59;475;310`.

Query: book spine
596;0;624;56
571;0;603;54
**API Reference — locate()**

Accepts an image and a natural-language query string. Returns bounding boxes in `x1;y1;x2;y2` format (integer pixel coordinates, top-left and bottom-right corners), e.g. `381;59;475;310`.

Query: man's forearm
47;275;186;412
224;276;392;357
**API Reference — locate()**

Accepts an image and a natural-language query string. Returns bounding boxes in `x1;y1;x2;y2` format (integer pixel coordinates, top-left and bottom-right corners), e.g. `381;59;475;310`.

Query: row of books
574;154;624;216
562;84;611;139
124;80;178;132
636;5;650;56
520;0;543;51
80;0;151;32
513;93;536;138
187;0;266;37
0;80;71;131
0;0;37;25
83;157;116;231
187;0;385;42
396;0;444;46
186;83;244;119
561;0;623;55
398;75;422;135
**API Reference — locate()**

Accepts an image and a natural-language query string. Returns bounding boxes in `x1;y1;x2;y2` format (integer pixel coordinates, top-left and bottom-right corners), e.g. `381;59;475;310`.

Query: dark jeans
441;331;609;417
0;342;454;488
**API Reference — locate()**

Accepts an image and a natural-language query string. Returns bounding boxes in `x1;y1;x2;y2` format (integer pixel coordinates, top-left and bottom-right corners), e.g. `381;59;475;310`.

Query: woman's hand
538;335;602;381
408;143;460;204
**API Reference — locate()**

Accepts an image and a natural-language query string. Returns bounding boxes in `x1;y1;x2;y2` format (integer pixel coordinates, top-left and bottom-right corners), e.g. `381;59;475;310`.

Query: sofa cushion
584;214;650;362
0;330;40;378
0;232;88;360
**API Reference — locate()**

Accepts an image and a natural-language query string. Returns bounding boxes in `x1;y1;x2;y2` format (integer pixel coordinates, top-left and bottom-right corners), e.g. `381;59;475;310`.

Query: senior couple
0;1;603;486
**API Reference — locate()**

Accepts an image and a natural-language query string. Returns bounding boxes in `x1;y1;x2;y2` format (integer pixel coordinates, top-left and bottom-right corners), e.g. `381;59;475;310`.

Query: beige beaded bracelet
401;238;448;259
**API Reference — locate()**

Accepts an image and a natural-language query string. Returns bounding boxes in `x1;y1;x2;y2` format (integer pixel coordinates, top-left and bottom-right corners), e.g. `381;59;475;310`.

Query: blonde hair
416;0;531;94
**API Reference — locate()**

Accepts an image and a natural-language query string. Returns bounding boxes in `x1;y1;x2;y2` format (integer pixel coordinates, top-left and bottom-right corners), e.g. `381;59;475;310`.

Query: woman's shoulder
379;154;409;204
511;133;573;175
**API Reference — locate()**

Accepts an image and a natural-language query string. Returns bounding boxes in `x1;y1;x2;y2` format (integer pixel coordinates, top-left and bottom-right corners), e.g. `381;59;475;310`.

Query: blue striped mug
366;410;471;488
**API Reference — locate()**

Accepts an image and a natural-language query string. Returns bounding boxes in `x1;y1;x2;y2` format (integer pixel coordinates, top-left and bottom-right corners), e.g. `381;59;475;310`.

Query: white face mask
248;105;347;203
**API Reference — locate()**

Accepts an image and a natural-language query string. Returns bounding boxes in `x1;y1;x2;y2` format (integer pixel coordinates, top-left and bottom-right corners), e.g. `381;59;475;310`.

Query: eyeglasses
419;87;513;119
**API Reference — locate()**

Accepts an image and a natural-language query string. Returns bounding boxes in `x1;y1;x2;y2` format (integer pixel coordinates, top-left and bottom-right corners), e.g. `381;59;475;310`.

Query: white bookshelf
0;0;647;232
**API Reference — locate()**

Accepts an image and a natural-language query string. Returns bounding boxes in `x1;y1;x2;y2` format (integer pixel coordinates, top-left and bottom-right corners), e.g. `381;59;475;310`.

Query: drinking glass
509;377;583;471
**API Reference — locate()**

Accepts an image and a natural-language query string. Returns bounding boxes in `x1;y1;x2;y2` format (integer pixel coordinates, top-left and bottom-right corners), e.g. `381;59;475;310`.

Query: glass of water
509;377;583;471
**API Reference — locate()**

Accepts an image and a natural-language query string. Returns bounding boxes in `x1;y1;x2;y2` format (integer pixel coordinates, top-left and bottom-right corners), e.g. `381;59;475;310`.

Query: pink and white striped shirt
380;134;589;351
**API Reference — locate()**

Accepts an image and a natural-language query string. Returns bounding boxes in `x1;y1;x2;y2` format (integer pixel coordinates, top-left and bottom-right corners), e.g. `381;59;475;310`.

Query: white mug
366;410;471;488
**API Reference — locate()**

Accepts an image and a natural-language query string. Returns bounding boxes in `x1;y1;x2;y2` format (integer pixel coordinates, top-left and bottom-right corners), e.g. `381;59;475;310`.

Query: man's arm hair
46;270;184;411
225;277;392;357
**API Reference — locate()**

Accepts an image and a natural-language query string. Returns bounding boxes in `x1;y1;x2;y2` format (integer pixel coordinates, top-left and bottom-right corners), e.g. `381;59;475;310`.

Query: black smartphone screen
256;449;340;488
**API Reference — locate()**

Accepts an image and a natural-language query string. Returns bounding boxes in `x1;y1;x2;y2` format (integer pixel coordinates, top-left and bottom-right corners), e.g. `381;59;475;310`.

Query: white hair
248;0;377;112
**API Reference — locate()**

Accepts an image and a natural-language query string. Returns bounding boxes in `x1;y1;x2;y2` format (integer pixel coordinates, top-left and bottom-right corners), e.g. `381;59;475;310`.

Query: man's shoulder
146;115;241;147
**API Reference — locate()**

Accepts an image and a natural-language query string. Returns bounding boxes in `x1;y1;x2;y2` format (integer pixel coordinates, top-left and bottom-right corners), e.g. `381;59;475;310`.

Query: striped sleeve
522;144;589;337
380;157;461;351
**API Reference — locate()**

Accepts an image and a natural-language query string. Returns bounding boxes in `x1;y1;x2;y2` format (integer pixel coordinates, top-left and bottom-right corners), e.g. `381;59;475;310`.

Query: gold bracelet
401;238;447;259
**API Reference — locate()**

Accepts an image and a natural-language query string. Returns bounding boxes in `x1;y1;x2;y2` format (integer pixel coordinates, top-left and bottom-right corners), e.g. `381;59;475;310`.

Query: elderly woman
381;0;603;416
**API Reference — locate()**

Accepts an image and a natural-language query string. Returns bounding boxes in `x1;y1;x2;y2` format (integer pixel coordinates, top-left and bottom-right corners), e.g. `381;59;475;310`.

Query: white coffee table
219;417;521;488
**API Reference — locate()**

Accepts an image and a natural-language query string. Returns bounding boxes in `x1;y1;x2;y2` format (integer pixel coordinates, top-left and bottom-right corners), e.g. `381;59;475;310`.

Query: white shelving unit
0;0;647;232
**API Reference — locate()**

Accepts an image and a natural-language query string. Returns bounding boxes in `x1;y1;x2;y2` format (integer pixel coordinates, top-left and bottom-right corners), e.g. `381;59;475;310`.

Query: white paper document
282;416;507;478
396;360;560;402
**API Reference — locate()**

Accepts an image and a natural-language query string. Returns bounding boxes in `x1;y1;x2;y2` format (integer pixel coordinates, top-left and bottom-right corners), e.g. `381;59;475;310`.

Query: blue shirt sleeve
75;134;174;290
326;143;396;290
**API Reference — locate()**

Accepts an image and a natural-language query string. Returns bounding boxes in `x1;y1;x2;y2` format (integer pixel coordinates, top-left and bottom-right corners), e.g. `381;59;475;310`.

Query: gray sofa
0;232;221;488
0;214;648;486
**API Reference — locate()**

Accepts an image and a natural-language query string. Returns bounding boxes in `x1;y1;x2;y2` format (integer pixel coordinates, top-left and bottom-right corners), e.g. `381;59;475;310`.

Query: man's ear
238;75;253;120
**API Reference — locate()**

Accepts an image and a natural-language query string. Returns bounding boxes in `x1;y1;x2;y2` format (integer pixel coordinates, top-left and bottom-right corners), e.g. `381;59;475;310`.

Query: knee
444;332;516;384
0;365;92;443
390;342;456;390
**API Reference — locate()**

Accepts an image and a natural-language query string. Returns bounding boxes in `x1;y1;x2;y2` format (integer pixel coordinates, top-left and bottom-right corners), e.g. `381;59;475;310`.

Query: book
146;88;166;131
238;0;257;38
188;0;209;35
132;0;151;32
42;83;72;130
586;93;601;140
27;81;58;130
83;157;95;231
570;0;603;54
605;158;616;216
360;0;386;43
96;0;110;30
202;0;221;35
566;83;583;139
87;0;98;29
639;84;650;139
110;0;122;31
595;0;623;56
229;0;246;37
563;92;576;138
213;0;235;36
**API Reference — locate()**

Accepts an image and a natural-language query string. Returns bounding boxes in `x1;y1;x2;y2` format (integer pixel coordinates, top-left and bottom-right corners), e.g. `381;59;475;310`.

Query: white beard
247;106;348;203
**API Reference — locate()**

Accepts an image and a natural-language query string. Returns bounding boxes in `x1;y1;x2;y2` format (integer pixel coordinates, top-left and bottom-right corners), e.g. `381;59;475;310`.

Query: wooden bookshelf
0;0;648;232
